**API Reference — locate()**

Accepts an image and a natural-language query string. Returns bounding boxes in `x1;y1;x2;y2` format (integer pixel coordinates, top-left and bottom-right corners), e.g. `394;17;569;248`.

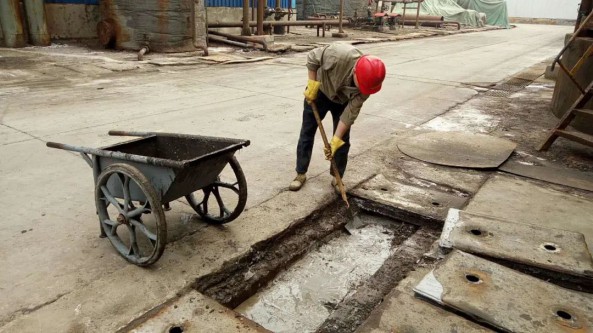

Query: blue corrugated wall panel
45;0;99;4
43;0;289;8
207;0;290;7
44;0;289;8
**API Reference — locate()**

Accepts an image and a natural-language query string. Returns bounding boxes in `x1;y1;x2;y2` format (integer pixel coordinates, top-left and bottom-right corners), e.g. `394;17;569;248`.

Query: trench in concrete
193;199;440;333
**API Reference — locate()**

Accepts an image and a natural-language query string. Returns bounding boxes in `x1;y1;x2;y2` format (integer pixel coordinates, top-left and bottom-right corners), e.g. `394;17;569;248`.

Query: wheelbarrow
46;130;250;266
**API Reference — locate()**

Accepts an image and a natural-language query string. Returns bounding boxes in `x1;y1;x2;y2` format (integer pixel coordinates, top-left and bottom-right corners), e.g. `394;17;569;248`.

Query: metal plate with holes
414;251;593;333
398;132;517;169
351;174;468;222
355;291;493;333
499;161;593;192
440;209;593;277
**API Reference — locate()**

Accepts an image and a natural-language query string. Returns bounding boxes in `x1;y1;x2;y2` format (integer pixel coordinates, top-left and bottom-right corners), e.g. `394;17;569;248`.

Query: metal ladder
538;10;593;151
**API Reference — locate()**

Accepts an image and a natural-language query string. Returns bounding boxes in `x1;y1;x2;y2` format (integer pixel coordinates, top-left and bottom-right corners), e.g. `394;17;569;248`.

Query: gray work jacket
306;43;369;126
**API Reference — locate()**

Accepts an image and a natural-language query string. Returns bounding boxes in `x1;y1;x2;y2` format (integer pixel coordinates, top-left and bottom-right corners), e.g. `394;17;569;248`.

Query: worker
289;43;386;193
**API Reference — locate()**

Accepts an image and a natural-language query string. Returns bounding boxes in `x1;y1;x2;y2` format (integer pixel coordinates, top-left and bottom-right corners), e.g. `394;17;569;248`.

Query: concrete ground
0;24;579;331
351;62;593;332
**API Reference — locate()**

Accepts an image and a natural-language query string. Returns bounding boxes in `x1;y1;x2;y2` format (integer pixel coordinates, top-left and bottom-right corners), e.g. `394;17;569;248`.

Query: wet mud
195;197;441;333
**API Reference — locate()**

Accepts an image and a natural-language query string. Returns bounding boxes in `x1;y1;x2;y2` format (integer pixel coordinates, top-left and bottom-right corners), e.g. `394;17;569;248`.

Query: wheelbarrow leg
98;211;107;238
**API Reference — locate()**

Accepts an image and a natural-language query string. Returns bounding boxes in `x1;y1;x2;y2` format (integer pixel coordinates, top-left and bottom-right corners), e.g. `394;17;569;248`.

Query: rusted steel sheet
0;0;27;48
357;290;493;333
414;251;593;333
99;0;197;52
440;209;593;278
350;174;468;225
23;0;50;46
397;132;517;169
208;30;268;49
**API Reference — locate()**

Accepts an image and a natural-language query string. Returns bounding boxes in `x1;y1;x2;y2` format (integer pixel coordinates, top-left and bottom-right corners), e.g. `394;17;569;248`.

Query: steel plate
414;251;593;333
499;161;593;192
357;267;493;333
351;174;468;222
440;209;593;278
356;291;493;333
397;132;517;169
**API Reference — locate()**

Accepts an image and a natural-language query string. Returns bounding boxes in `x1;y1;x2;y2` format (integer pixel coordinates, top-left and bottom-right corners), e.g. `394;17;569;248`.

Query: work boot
289;173;307;191
331;177;342;195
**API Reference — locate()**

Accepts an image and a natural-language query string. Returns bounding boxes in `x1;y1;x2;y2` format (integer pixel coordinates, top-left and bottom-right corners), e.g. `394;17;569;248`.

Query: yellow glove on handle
324;136;345;160
304;79;321;104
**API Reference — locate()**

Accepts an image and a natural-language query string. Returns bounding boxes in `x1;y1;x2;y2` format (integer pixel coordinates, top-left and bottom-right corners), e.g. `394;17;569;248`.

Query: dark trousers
296;91;351;177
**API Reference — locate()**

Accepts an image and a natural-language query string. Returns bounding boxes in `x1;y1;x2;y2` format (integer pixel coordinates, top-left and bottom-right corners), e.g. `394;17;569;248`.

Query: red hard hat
354;55;386;95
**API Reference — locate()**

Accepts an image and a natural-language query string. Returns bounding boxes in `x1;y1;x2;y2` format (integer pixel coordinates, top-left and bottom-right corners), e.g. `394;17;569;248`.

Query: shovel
310;101;350;208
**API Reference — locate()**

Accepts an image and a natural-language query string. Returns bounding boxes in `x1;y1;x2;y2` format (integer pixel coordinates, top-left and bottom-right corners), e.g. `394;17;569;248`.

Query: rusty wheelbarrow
47;130;250;266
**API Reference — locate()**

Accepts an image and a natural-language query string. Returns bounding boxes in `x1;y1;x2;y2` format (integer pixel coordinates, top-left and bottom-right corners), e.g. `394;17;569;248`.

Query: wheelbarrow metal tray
97;134;249;203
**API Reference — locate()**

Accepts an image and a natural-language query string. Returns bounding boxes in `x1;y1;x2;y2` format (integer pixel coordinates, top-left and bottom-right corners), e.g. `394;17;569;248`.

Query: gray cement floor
0;24;576;331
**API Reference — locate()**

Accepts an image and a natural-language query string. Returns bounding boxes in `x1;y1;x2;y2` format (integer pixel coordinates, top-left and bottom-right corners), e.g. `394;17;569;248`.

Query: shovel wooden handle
310;102;350;208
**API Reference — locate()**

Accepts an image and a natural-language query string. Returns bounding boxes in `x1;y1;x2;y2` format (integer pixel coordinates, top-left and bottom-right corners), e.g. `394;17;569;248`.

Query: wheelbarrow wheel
95;164;167;266
185;156;247;224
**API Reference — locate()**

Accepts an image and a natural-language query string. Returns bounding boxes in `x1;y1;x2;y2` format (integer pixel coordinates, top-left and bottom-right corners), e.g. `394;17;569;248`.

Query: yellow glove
303;79;321;104
324;136;345;160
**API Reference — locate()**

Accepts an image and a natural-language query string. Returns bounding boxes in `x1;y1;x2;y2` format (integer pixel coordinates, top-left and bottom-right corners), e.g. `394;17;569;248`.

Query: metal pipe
445;21;461;30
257;0;265;35
138;46;149;61
208;29;267;50
0;0;26;47
251;0;256;33
402;1;407;28
23;0;50;46
402;20;460;30
208;34;251;48
287;0;292;33
338;0;345;33
242;0;251;36
46;142;186;169
415;0;421;28
402;15;443;21
208;19;346;28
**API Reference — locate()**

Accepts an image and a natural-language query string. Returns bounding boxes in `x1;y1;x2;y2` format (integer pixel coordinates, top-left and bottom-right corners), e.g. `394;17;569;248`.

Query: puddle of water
235;222;395;333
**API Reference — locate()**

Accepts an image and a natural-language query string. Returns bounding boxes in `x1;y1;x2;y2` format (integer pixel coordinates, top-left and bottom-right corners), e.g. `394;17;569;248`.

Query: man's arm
324;94;369;160
334;120;349;139
306;47;324;72
336;93;369;137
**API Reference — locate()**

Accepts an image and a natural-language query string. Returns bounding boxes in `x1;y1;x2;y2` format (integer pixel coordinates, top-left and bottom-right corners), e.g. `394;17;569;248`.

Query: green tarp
297;0;510;29
394;0;509;28
394;0;486;28
456;0;510;28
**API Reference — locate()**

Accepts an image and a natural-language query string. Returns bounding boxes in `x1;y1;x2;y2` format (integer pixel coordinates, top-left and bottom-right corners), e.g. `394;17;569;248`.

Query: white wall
505;0;581;20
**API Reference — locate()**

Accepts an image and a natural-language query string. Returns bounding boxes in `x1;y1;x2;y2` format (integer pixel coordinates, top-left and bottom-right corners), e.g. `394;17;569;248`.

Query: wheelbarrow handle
46;142;95;168
46;141;185;169
108;130;153;137
46;141;89;153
